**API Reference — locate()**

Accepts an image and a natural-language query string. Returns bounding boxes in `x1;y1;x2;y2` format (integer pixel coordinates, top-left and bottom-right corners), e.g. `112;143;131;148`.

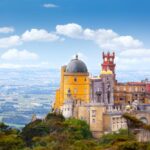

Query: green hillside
0;113;150;150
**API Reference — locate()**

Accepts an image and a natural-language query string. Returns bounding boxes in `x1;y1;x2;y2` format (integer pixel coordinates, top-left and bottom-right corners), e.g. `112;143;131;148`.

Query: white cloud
0;28;60;48
56;23;83;38
119;48;150;58
0;35;21;48
56;23;143;50
0;62;50;69
22;29;59;42
116;48;150;71
0;27;14;33
1;49;39;61
43;3;58;8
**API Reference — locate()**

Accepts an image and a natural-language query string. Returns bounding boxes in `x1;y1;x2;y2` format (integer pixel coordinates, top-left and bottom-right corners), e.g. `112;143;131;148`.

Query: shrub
99;129;135;146
64;118;92;140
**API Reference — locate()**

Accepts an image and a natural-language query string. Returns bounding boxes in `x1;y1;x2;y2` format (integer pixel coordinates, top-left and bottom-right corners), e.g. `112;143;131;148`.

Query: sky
0;0;150;81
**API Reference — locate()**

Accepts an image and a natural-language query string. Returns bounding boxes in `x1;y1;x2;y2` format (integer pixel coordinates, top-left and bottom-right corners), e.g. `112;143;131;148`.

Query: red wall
146;84;150;93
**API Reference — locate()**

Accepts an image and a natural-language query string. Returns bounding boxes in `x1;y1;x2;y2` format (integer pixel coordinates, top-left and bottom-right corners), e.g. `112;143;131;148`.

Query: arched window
74;88;77;94
96;91;101;103
141;88;145;92
107;91;110;103
140;117;148;124
74;77;77;82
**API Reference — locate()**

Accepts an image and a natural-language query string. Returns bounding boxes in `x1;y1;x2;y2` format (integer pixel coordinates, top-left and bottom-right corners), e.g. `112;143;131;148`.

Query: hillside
0;113;150;150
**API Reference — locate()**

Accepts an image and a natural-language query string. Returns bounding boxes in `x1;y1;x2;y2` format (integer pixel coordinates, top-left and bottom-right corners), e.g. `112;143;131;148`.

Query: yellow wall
54;89;60;109
64;73;90;102
59;66;66;106
54;67;90;110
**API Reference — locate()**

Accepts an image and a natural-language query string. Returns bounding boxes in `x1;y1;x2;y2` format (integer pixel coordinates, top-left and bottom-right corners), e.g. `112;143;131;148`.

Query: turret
101;52;116;79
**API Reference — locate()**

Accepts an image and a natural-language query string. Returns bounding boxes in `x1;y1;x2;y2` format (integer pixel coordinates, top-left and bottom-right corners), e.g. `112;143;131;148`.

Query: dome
66;55;88;73
101;70;107;74
101;69;112;75
107;70;113;74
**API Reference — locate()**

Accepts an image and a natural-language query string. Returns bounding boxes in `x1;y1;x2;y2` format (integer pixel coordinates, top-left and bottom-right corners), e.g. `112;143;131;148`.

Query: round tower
63;55;90;102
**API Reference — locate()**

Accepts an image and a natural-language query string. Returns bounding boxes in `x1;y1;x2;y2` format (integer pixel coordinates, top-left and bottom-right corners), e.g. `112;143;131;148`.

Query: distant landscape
0;68;60;128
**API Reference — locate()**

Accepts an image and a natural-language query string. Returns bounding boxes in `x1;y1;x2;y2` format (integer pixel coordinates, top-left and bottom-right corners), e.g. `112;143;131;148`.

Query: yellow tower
54;55;90;110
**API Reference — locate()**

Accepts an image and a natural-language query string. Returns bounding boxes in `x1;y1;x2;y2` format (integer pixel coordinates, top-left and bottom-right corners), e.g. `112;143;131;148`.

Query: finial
76;54;78;59
113;52;115;57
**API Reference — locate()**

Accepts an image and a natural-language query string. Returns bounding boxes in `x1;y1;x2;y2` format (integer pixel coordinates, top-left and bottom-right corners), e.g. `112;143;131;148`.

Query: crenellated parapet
101;52;116;78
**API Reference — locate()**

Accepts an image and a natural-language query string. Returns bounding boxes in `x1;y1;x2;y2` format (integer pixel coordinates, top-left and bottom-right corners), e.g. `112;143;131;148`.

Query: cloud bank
0;23;150;77
56;23;143;50
1;49;38;61
22;29;59;42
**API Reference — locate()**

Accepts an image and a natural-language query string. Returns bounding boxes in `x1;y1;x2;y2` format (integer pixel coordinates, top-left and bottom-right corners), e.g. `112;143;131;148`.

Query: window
123;87;126;91
135;87;138;92
81;116;83;120
85;78;87;82
92;110;96;117
112;118;115;124
74;77;77;82
120;97;123;101
117;87;120;91
117;118;119;123
84;88;87;94
92;118;96;123
74;88;77;94
141;88;145;92
132;87;134;92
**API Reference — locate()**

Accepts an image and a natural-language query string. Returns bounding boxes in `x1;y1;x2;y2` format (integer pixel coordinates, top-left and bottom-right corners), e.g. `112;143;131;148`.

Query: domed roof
66;55;88;73
101;69;113;75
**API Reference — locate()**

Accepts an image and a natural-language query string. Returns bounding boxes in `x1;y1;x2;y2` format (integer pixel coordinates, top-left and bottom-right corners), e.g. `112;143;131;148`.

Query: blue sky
0;0;150;81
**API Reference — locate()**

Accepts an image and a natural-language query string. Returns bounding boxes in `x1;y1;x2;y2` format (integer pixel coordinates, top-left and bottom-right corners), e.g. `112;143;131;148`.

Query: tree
21;113;65;146
64;118;92;140
99;129;135;147
123;113;150;132
0;122;9;132
0;122;25;150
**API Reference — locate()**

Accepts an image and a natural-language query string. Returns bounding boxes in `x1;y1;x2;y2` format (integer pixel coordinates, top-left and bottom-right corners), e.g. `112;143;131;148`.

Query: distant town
0;68;59;127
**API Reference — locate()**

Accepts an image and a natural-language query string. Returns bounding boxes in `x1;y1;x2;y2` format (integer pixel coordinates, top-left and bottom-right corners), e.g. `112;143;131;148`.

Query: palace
53;52;150;140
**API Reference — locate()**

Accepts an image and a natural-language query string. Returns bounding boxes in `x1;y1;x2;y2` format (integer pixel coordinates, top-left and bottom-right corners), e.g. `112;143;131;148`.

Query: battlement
101;52;116;76
103;52;115;59
106;105;123;114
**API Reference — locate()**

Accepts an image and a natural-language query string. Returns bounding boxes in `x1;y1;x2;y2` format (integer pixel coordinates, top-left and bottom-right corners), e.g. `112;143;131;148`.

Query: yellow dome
101;69;112;75
101;70;107;74
125;105;132;110
107;70;113;74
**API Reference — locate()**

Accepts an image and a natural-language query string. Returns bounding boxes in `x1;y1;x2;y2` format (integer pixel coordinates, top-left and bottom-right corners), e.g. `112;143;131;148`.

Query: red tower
101;52;116;75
